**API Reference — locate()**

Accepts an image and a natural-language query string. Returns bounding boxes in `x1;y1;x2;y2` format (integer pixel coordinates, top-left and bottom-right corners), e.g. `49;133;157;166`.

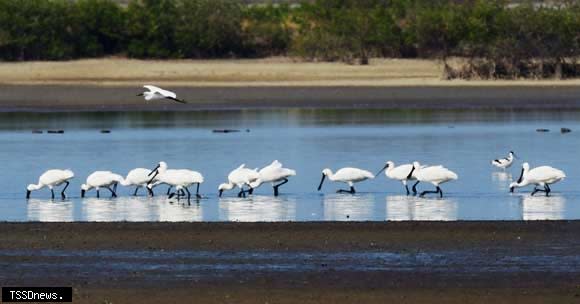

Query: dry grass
1;57;579;87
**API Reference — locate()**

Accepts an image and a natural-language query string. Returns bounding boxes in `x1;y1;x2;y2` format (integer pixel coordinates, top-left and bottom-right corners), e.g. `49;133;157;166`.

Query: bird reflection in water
27;199;74;222
520;195;566;221
386;195;458;221
219;195;296;222
322;193;375;221
491;171;513;191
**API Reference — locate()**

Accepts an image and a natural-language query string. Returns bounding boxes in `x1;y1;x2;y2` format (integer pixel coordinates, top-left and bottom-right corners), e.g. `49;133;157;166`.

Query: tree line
0;0;578;79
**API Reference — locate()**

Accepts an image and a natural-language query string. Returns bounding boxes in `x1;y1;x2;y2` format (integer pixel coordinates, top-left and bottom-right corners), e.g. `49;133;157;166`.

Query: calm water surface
1;109;579;222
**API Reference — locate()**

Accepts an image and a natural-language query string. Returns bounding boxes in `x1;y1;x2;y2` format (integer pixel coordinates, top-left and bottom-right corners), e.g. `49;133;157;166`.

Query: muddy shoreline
1;222;579;303
2;85;580;111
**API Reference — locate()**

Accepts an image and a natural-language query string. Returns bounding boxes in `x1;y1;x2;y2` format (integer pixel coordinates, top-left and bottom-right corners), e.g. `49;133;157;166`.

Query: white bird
137;85;187;104
218;164;260;198
377;161;423;195
491;151;517;169
509;162;566;196
317;167;374;194
27;169;74;200
411;162;458;198
249;160;297;196
120;168;161;196
81;171;124;198
147;161;204;200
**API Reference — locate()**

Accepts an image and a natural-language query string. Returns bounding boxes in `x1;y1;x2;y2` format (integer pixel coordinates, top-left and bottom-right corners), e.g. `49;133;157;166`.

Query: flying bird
137;85;187;104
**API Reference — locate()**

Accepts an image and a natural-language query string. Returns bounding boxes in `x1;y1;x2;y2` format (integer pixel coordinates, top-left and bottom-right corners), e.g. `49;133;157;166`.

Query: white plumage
121;168;161;196
138;85;187;104
377;161;423;195
249;160;296;196
412;162;458;198
81;171;124;198
147;161;204;200
27;169;74;199
317;167;374;194
509;162;566;196
491;151;516;170
218;164;260;197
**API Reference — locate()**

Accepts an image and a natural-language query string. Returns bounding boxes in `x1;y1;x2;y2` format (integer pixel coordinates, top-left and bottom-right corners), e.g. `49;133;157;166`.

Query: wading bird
120;168;160;196
81;171;124;198
509;162;565;196
411;162;458;198
147;161;204;201
218;164;260;198
491;151;516;170
249;160;296;196
317;167;374;194
377;161;423;195
26;169;74;199
137;85;187;104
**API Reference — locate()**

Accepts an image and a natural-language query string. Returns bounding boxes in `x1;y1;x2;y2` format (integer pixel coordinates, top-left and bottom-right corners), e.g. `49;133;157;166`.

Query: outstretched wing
143;85;177;98
167;96;187;104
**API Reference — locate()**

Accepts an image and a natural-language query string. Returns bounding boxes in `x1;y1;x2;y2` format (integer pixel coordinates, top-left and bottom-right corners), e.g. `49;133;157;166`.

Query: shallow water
1;109;580;222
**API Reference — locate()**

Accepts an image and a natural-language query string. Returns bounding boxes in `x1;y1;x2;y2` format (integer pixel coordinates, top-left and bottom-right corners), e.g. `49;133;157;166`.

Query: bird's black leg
167;186;172;195
106;186;117;198
412;181;420;195
148;187;154;197
337;187;356;194
420;187;440;197
195;183;201;199
438;186;443;198
61;181;69;200
133;187;139;196
113;183;118;193
51;189;55;200
185;187;191;203
273;178;289;196
405;184;410;196
531;187;544;196
248;188;254;195
96;189;100;198
544;184;551;197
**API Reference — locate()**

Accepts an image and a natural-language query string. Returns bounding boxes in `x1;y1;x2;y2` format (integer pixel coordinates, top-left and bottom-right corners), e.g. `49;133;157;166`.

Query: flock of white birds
23;86;568;201
25;151;567;201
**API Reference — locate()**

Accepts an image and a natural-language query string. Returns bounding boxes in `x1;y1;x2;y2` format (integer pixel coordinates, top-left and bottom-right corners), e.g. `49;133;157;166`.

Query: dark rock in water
213;129;241;133
536;129;550;132
47;130;64;134
100;130;111;133
561;128;572;133
32;130;43;134
246;129;251;132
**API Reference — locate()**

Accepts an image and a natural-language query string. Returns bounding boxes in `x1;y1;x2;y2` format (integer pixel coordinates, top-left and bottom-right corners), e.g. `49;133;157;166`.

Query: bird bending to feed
377;161;423;195
147;161;204;201
509;162;565;196
218;164;260;198
26;169;74;199
121;168;160;196
317;167;374;194
137;85;187;104
491;151;516;170
81;171;124;198
249;160;296;196
410;162;458;198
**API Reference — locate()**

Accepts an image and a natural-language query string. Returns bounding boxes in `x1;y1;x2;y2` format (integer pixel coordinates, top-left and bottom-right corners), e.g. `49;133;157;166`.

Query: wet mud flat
1;221;579;303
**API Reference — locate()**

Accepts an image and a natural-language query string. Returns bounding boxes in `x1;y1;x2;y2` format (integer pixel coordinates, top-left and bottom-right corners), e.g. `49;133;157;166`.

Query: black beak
81;189;85;198
406;166;416;179
218;189;223;197
510;187;515;193
317;174;326;191
147;171;159;186
376;164;389;176
26;190;31;199
516;168;524;183
148;164;160;176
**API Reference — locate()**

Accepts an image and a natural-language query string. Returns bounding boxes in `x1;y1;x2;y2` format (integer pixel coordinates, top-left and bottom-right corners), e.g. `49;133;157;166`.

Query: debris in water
213;129;241;133
536;129;550;132
32;130;43;134
561;128;572;133
100;130;111;134
47;130;64;134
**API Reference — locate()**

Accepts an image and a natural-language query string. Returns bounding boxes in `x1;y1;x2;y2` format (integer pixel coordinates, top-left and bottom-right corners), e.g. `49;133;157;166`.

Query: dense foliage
0;0;578;78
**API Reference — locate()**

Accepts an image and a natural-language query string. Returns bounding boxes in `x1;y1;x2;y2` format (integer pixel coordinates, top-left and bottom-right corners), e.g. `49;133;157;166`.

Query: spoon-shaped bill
376;163;389;176
148;164;160;176
317;174;326;191
406;166;415;179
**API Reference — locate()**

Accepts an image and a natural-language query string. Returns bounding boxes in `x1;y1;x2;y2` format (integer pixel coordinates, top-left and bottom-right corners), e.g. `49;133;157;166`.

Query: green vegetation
0;0;578;79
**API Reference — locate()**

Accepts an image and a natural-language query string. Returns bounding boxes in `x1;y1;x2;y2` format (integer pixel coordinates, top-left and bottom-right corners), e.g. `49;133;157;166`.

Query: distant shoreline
0;58;579;111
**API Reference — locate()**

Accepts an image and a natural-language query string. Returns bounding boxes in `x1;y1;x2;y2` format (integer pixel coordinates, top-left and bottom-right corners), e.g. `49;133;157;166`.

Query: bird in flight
137;85;187;104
